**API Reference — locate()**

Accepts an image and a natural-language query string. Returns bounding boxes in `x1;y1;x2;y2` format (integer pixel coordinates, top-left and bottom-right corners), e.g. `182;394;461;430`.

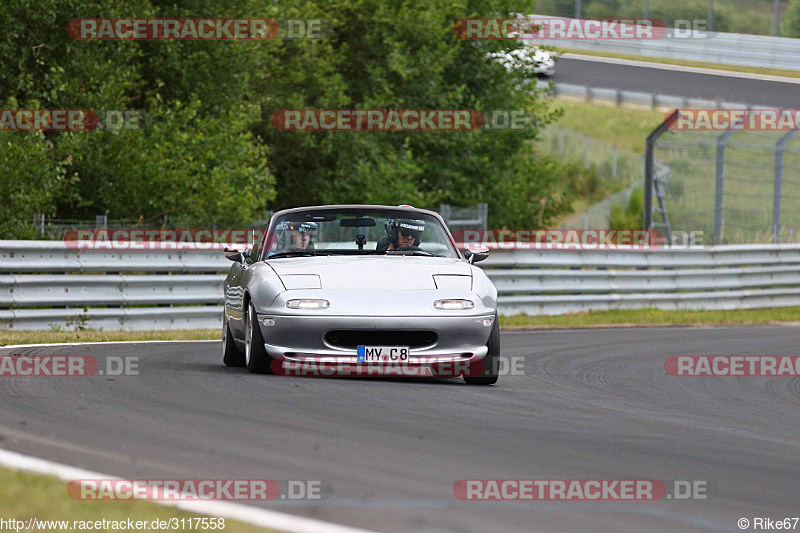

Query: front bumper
255;313;493;360
534;62;556;76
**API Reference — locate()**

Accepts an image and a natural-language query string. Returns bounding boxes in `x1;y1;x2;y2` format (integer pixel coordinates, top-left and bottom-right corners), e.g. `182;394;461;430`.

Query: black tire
464;313;499;385
245;301;273;374
222;312;245;367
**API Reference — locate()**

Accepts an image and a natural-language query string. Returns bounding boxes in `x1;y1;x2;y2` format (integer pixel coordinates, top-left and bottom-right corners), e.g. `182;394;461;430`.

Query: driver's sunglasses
399;229;419;238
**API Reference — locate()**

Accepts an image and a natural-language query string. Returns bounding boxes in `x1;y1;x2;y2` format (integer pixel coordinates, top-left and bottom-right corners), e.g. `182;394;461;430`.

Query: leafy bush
609;187;645;230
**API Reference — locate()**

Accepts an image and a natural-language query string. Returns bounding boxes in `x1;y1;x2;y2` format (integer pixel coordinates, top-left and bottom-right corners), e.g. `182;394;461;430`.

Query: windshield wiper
267;251;326;259
384;250;437;257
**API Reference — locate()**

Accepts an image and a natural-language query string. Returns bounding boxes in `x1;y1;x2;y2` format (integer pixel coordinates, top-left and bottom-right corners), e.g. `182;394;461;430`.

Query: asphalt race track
1;327;798;532
553;56;800;108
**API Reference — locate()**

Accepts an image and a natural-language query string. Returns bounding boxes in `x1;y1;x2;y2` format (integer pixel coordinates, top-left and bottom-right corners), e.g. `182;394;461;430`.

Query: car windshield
263;208;459;259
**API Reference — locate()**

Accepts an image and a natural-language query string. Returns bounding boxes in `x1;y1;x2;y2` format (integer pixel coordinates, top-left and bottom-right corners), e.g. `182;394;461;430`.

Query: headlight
434;299;474;310
286;299;330;310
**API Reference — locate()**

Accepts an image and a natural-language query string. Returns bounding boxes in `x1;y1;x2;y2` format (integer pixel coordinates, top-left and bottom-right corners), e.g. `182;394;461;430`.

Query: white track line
0;448;376;533
0;340;218;349
562;53;800;84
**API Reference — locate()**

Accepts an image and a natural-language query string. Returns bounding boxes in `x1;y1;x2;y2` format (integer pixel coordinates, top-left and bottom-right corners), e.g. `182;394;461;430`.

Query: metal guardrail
1;241;799;330
533;79;768;110
527;15;800;70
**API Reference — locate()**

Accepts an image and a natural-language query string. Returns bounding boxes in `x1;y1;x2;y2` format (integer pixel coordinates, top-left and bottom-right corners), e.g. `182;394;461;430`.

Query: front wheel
464;314;499;385
245;302;274;374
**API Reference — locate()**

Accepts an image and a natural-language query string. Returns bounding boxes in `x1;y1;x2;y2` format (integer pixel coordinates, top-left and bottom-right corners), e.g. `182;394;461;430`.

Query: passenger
276;221;318;252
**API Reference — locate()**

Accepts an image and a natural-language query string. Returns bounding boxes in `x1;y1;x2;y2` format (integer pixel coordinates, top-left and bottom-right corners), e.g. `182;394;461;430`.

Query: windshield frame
258;206;461;261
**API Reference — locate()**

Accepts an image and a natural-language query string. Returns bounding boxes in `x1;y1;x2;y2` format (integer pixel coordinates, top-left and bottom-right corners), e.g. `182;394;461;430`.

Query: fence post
772;131;799;242
612;145;618;177
773;0;781;36
478;203;488;229
584;136;590;168
707;0;714;31
643;111;679;231
643;0;649;19
33;214;45;236
439;204;451;225
575;0;582;19
714;130;737;245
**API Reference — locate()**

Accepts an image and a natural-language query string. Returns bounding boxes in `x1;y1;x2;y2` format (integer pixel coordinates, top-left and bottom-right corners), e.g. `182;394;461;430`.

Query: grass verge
548;99;664;155
0;329;219;346
2;308;799;347
0;465;280;532
501;307;800;328
559;48;800;79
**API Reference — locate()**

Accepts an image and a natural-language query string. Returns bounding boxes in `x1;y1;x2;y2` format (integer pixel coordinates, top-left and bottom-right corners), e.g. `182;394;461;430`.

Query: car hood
267;255;471;290
531;48;552;62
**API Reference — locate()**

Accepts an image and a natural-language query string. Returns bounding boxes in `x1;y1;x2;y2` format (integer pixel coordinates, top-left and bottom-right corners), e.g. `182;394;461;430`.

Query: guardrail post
772;131;799;242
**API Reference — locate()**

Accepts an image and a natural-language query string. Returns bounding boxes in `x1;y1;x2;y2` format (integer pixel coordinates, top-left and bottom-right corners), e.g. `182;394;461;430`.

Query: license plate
356;346;409;362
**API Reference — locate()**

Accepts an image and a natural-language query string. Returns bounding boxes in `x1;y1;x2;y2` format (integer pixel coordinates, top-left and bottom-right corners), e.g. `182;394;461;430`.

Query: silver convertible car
221;205;499;385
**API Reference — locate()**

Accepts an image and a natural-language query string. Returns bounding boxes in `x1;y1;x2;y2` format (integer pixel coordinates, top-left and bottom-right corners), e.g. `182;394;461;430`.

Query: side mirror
464;245;490;264
224;247;246;263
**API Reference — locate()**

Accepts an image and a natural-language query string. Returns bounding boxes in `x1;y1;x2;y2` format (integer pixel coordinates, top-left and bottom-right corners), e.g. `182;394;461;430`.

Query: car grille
324;330;438;349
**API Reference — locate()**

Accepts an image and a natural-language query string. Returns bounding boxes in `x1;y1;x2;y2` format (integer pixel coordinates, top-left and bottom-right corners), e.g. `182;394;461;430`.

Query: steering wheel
392;246;432;255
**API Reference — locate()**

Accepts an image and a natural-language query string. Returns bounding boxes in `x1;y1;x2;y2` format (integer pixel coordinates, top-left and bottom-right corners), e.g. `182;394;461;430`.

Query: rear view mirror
340;217;376;227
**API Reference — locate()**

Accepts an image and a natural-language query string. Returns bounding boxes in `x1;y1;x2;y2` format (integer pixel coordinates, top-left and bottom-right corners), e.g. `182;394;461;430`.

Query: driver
275;221;318;252
384;218;425;250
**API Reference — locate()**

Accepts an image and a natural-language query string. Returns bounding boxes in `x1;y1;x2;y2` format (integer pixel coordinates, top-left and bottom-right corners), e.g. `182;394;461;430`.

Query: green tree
1;0;573;235
252;0;567;228
0;0;274;235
